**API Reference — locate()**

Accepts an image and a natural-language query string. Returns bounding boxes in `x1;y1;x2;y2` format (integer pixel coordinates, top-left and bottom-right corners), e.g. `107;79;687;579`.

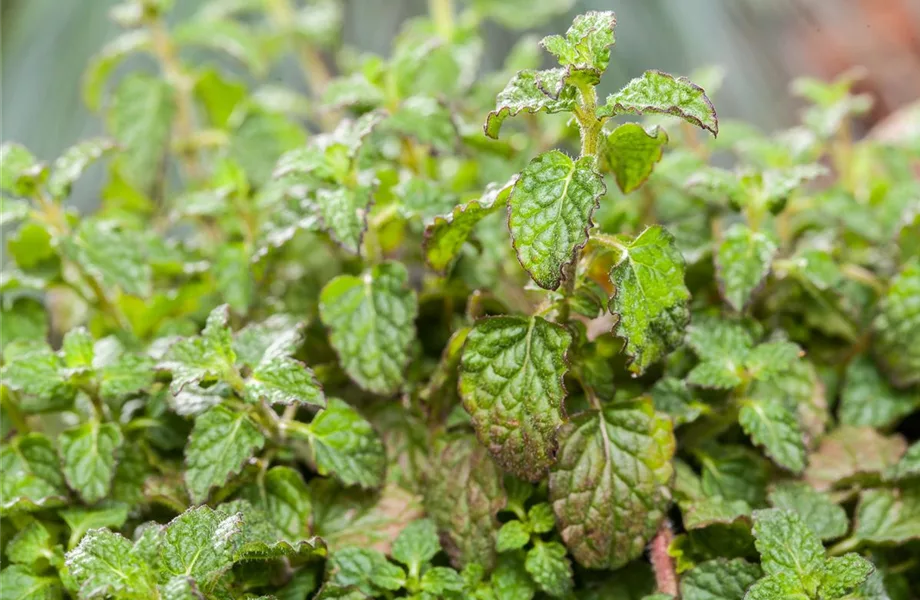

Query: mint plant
2;1;919;599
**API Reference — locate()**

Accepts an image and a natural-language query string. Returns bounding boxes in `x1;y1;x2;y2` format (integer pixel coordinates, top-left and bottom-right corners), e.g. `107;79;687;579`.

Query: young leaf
715;224;778;312
600;70;719;136
302;398;386;489
319;261;418;395
496;520;531;552
184;405;266;504
548;397;675;569
608;225;690;375
158;305;236;393
63;219;152;298
768;482;848;541
424;435;506;571
872;260;920;387
424;176;517;273
818;555;875;599
0;345;71;406
313;185;374;255
738;399;806;474
525;541;574;598
602;123;669;194
540;10;616;74
509;151;606;290
326;547;406;595
459;315;572;480
391;519;440;570
484;70;576;139
680;558;762;600
245;357;325;408
58;422;124;504
751;509;825;591
66;529;156;598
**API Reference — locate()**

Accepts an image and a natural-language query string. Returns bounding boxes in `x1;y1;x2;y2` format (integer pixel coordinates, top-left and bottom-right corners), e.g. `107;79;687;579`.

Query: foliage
2;1;919;598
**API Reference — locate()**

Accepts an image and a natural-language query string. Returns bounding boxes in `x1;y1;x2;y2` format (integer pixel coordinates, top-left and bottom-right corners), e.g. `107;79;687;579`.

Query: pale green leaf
158;305;236;393
420;566;465;596
83;30;152;111
232;314;303;368
241;465;312;540
61;327;95;373
739;399;806;474
391;519;440;569
819;554;874;599
768;482;847;541
852;484;920;545
58;422;124;504
5;521;55;568
60;505;130;548
66;529;156;599
509;150;606;290
525;541;573;598
540;10;616;73
680;558;762;600
601;70;718;136
484;69;577;139
839;356;920;428
245;357;325;408
327;547;406;595
496;520;531;552
184;405;266;503
388;96;456;150
63;219;152;297
459;315;571;480
160;506;241;584
548;397;675;569
0;434;67;515
871;260;920;387
302;398;385;489
603;123;669;194
319;261;418;395
313;185;374;255
715;224;778;311
743;571;810;600
173;18;266;75
527;503;555;533
751;509;824;590
0;565;61;600
0;345;70;404
608;225;690;375
48;138;115;198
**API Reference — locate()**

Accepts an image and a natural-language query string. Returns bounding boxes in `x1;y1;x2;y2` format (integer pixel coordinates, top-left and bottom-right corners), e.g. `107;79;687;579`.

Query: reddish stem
651;520;679;597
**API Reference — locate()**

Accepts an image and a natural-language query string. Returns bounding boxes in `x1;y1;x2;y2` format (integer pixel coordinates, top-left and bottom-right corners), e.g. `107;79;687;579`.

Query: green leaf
603;123;669;194
871;260;920;387
184;405;266;504
327;547;406;595
0;565;61;600
6;521;55;567
459;315;571;480
608;225;690;374
0;345;71;405
496;520;531;552
767;482;847;541
100;353;156;401
0;434;67;515
302;398;386;489
715;224;778;312
83;30;152;111
159;305;237;393
540;10;616;73
58;422;124;504
600;70;719;136
423;177;516;273
699;445;770;507
424;435;506;571
319;261;418;395
650;377;705;426
66;529;156;599
229;106;306;188
107;73;175;192
473;0;575;29
751;509;824;592
245;357;325;408
388;96;457;150
420;566;465;596
739;399;806;474
527;503;555;533
805;427;906;491
48;138;115;198
160;576;206;600
838;356;920;428
484;69;577;139
819;554;875;599
160;506;241;584
743;341;801;382
852;484;920;545
525;541;573;598
60;505;130;548
886;440;920;482
1;143;40;194
313;186;374;255
61;327;95;373
391;519;440;569
548;397;675;569
241;466;312;540
680;558;762;600
63;219;152;297
744;571;810;600
232;314;303;368
508;150;606;290
213;243;253;314
173;18;266;75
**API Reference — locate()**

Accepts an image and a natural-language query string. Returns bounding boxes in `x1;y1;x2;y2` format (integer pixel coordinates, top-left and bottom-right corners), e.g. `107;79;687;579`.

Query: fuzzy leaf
184;405;266;503
66;529;156;599
548;397;675;569
525;541;573;598
302;398;386;489
63;219;152;297
715;224;778;312
424;177;517;273
603;123;668;194
314;186;374;255
159;305;236;393
601;70;718;136
58;422;124;504
245;357;325;408
160;506;241;584
424;435;506;571
459;315;572;480
319;261;418;395
818;554;875;599
540;11;616;73
608;225;690;375
327;547;406;595
391;519;440;569
767;482;847;541
838;356;920;428
680;558;762;600
872;260;920;387
751;509;824;591
484;70;576;139
739;399;806;474
509;151;606;290
48;138;115;198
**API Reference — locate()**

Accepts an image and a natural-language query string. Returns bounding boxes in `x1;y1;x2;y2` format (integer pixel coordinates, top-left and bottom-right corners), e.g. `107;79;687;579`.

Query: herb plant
2;1;919;599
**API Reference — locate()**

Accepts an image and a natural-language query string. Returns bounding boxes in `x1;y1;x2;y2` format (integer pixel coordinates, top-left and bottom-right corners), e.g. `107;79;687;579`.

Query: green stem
1;393;30;435
827;537;860;556
429;0;455;40
557;261;577;323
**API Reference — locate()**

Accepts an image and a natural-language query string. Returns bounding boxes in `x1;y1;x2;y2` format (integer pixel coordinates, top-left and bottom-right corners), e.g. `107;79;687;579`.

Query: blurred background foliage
3;0;920;212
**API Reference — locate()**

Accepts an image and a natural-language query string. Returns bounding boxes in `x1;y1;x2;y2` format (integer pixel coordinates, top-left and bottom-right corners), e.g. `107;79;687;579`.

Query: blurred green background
3;0;919;165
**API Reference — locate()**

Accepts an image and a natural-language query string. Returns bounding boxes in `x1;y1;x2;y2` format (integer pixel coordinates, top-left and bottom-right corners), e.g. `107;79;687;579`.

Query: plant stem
429;0;455;40
650;521;679;597
557;261;577;323
1;393;29;435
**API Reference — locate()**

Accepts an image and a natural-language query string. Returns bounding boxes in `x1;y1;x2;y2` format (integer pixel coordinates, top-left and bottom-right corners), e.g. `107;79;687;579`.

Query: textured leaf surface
739;399;806;474
548;397;675;569
525;541;573;598
603;123;668;193
680;558;762;600
303;398;386;489
66;529;155;598
64;219;152;297
424;177;516;272
871;260;920;387
715;224;778;312
540;10;616;72
424;435;505;571
48;138;115;198
838;356;919;428
767;482;848;541
0;565;61;600
852;484;920;544
484;70;576;139
184;405;266;503
58;422;124;504
314;186;374;255
245;357;324;407
601;70;719;136
1;434;67;515
391;519;440;569
459;315;571;480
160;506;241;583
805;427;906;491
818;554;875;599
319;262;418;395
5;521;55;568
159;305;237;393
608;225;690;375
751;509;824;589
509;151;605;290
242;466;312;540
